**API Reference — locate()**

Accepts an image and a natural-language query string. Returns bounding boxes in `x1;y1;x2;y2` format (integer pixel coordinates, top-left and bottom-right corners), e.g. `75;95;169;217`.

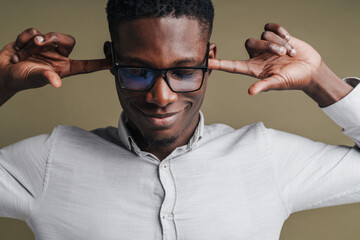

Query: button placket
159;160;177;240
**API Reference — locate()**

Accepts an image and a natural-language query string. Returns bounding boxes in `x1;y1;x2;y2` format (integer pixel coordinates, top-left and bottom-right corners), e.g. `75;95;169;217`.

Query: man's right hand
0;28;112;106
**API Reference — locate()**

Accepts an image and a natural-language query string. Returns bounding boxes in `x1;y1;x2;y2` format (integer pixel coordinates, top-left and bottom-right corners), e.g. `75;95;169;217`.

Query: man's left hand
209;23;353;107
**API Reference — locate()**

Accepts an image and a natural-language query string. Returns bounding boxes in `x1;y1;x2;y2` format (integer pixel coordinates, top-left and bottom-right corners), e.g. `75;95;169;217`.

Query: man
0;0;359;239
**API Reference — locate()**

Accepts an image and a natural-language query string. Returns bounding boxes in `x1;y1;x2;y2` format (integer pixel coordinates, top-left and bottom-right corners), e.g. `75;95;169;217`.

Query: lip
137;108;181;127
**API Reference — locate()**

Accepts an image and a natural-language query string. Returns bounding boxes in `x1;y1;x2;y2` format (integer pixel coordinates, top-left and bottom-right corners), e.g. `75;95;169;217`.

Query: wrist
0;90;15;106
303;61;353;107
0;78;17;106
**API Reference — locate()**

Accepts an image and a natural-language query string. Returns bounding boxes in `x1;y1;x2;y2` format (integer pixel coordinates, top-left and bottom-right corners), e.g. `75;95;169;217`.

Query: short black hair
106;0;214;40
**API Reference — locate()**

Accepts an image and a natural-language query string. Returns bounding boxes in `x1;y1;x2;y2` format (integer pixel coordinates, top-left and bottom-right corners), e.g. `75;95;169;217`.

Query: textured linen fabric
1;77;360;240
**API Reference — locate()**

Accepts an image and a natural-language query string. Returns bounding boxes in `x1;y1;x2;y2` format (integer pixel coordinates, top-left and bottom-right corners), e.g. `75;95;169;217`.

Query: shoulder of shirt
201;121;268;145
51;125;124;148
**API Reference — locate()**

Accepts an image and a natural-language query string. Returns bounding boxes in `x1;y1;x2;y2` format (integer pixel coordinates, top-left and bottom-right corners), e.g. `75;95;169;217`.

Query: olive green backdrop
0;0;359;239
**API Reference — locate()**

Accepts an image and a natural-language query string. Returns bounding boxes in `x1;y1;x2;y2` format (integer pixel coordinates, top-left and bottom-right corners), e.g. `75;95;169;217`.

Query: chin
142;129;181;146
144;135;178;147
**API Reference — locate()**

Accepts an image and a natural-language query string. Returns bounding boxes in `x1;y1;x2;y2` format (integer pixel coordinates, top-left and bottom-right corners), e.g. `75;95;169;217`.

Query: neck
143;141;184;161
126;114;200;161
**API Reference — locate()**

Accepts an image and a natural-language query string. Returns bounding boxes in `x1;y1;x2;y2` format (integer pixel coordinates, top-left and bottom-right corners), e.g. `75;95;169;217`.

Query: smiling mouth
144;112;178;118
137;108;181;127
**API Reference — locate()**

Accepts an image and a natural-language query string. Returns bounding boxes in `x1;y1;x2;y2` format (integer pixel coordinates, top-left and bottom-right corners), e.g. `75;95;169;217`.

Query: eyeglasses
111;42;209;93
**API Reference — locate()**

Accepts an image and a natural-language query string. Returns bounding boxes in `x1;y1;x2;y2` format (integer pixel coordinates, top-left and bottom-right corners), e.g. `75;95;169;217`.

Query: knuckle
68;34;76;43
16;50;26;60
15;35;21;43
245;38;256;48
82;60;89;73
46;32;59;45
65;34;76;47
261;32;266;39
264;23;273;30
261;31;271;40
71;36;76;46
26;28;39;35
48;32;58;40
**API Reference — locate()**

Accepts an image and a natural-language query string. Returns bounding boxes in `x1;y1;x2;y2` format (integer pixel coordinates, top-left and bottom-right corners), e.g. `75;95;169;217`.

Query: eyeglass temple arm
205;42;210;67
110;42;117;67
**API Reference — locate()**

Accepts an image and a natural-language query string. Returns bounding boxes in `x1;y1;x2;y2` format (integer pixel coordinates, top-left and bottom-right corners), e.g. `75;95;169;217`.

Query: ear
103;41;115;75
209;42;217;59
208;43;217;76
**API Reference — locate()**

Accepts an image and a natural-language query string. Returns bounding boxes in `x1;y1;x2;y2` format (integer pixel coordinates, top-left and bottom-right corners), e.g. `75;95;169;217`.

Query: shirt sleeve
321;77;360;146
0;132;55;220
267;77;360;214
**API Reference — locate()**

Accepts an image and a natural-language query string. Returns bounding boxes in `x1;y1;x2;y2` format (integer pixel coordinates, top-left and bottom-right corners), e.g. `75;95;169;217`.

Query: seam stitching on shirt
258;123;291;217
66;125;126;152
0;164;33;220
310;186;360;208
88;126;130;151
25;126;58;221
41;126;58;195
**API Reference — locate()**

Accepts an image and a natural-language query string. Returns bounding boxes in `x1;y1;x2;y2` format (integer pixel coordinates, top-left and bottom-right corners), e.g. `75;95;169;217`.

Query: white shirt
1;78;360;240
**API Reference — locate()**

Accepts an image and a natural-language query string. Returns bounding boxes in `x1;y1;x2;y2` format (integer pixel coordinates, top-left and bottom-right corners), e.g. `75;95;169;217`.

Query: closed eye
170;69;201;80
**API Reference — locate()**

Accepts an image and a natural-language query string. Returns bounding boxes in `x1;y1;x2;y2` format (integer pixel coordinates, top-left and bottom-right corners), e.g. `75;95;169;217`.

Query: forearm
304;62;353;107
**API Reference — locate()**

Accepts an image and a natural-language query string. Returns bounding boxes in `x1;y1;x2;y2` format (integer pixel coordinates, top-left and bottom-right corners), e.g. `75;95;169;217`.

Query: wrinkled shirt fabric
1;78;360;240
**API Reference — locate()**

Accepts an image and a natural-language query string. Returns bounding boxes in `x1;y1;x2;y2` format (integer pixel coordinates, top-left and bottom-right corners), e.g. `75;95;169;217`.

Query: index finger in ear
264;23;291;41
67;58;112;76
209;58;249;75
14;28;42;51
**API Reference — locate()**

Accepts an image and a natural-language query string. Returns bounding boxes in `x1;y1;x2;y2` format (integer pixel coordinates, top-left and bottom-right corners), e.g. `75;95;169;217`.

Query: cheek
183;87;206;112
117;89;144;111
192;79;207;105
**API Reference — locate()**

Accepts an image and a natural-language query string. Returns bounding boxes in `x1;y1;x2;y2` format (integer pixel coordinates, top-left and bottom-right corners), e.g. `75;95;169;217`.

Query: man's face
111;17;214;145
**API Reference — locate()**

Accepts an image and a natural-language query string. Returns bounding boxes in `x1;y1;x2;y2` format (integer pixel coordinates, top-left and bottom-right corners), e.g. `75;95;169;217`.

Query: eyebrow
117;55;202;68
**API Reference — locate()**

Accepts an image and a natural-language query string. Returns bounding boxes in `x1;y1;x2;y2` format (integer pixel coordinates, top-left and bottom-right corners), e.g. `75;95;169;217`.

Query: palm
0;29;111;106
0;42;70;91
247;37;322;91
8;52;70;90
1;40;110;93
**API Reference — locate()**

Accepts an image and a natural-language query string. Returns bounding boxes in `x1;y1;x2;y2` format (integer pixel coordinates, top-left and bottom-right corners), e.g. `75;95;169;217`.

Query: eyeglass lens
118;68;204;92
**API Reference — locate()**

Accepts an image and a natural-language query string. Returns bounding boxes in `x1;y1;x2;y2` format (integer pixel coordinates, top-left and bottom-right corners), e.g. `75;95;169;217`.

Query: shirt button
162;165;167;169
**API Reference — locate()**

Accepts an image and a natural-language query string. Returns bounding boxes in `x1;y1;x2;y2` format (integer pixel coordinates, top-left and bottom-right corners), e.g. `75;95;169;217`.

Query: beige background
0;0;359;239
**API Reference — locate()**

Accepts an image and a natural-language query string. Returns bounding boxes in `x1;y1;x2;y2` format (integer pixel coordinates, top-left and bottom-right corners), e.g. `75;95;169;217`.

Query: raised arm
0;28;112;106
212;24;360;215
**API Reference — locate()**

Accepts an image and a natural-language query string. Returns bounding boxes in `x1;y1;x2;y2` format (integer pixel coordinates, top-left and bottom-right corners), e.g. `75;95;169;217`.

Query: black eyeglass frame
111;42;210;93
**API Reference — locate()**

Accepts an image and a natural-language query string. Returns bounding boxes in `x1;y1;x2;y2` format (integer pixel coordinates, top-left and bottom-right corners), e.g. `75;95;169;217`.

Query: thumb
28;68;62;88
43;70;62;88
248;75;284;95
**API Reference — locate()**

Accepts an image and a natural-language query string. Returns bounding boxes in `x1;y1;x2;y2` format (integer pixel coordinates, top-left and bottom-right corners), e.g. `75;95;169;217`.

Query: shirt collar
117;111;204;156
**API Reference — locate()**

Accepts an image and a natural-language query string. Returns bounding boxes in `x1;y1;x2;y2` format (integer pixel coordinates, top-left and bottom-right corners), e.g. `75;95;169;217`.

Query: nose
145;74;178;107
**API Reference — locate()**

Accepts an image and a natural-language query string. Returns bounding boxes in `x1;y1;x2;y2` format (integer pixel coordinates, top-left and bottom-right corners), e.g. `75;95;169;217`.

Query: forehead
111;17;208;67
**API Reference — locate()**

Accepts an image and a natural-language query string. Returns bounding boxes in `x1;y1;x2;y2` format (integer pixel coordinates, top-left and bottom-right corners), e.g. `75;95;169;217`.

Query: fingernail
290;48;297;56
35;36;44;43
12;54;19;63
14;45;20;51
285;34;291;41
279;47;286;55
